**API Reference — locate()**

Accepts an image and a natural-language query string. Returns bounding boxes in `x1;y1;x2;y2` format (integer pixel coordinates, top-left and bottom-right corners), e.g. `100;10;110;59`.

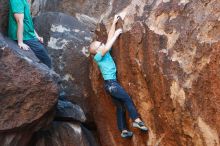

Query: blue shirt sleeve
94;51;103;62
10;0;24;13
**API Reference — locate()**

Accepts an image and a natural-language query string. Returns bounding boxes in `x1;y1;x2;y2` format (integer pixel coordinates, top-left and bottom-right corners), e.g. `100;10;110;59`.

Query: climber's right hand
18;42;30;50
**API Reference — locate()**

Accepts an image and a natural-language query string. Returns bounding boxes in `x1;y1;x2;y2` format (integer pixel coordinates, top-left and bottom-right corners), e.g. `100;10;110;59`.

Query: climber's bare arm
107;15;120;43
101;28;123;56
14;13;30;50
14;13;24;45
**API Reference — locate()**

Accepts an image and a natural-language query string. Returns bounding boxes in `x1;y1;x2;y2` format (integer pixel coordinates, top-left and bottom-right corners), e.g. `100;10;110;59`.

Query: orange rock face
90;1;220;146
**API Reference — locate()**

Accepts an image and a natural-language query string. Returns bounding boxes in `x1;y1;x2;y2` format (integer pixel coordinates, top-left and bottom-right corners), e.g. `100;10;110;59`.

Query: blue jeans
104;79;139;131
24;38;52;68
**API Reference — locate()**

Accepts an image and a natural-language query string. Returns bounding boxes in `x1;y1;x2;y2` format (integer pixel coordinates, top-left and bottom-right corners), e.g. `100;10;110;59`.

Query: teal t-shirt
8;0;36;40
94;51;117;80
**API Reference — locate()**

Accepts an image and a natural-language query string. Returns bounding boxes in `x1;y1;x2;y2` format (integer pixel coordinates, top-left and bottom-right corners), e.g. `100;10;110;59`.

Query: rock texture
31;0;109;29
33;12;94;121
55;97;86;122
0;34;59;146
29;98;99;146
0;0;9;34
90;0;220;146
29;121;99;146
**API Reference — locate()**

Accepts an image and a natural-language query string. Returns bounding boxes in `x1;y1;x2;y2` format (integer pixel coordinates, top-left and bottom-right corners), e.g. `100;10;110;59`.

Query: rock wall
90;0;220;146
33;12;94;122
31;0;110;29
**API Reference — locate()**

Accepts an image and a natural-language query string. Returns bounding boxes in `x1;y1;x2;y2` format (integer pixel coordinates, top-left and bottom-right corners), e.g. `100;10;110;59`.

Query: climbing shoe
121;130;133;138
132;121;148;132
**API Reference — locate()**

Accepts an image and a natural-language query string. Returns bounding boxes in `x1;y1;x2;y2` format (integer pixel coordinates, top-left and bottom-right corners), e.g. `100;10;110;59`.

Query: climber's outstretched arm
101;28;123;56
107;15;120;43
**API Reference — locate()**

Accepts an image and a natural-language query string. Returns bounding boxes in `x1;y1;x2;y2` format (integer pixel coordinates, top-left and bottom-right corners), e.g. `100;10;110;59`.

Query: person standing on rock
8;0;52;68
89;15;148;138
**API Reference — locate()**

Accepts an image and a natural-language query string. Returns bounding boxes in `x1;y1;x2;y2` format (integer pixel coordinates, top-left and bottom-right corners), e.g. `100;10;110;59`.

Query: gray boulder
34;12;94;121
56;97;86;122
29;122;100;146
